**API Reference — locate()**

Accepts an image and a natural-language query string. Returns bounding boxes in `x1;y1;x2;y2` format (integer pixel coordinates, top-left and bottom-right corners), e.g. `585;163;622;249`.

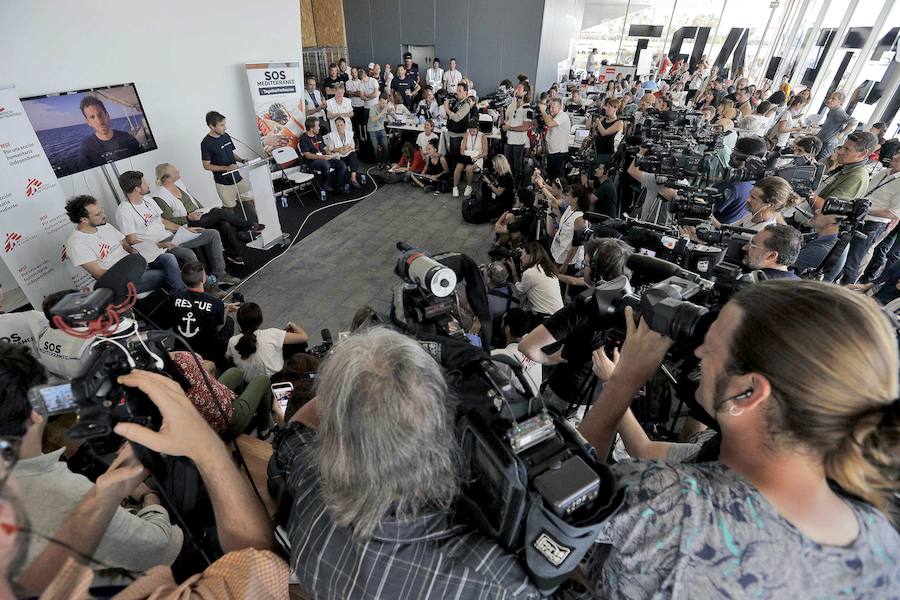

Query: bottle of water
320;189;327;202
360;173;367;186
280;195;288;208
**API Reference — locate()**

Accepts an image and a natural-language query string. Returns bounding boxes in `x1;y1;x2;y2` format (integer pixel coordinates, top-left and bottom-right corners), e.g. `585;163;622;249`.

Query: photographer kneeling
579;281;900;597
269;327;539;598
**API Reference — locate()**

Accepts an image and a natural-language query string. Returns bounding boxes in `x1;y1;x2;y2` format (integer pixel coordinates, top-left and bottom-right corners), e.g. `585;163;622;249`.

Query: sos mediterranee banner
0;84;89;309
245;61;306;154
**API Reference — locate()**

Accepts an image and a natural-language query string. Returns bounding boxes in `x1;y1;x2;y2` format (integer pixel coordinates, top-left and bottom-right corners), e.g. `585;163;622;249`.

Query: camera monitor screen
21;83;157;178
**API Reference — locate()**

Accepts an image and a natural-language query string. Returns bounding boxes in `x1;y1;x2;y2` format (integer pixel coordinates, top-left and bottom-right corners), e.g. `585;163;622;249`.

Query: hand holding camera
612;306;675;389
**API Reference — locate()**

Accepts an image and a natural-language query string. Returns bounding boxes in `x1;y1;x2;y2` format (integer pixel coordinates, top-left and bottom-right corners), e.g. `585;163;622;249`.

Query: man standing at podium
201;111;258;222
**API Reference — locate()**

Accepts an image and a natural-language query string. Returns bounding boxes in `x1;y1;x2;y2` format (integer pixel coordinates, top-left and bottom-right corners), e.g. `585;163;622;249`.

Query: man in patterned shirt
270;326;540;599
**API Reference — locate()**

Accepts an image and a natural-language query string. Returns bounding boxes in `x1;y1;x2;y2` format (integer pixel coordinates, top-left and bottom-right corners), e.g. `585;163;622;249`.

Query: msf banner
0;84;88;309
245;61;306;154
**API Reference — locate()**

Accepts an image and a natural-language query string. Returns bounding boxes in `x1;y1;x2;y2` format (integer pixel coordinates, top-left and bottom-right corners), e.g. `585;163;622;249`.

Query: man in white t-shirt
586;49;598;76
503;83;530;181
442;58;463;91
426;58;444;90
116;171;240;292
325;84;354;134
490;308;541;396
65;194;184;293
0;285;48;358
541;98;571;180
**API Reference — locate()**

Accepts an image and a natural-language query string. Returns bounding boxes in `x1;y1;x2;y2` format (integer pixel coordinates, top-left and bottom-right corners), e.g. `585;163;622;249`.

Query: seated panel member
299;117;348;194
323;117;362;191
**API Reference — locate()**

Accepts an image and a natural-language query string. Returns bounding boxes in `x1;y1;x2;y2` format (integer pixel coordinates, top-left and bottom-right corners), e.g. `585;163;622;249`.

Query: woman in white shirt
669;82;687;107
415;119;439;154
426;58;444;90
226;302;309;384
510;242;564;317
548;182;591;270
325;117;362;189
452;121;487;198
771;97;805;150
387;91;411;122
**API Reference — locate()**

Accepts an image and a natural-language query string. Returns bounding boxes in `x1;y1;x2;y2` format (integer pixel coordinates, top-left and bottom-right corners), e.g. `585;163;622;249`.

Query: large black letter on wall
629;24;664;67
668;26;711;70
714;28;749;77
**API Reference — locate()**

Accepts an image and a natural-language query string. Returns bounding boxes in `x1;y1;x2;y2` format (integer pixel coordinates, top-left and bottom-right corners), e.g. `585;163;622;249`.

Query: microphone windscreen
626;253;682;282
95;254;148;303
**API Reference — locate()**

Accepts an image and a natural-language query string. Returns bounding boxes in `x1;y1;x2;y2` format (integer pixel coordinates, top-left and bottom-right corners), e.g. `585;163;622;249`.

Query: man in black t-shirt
77;95;141;170
519;238;634;408
402;52;420;85
299;117;347;194
590;163;619;218
323;63;349;99
159;262;237;368
391;65;419;109
201;111;257;222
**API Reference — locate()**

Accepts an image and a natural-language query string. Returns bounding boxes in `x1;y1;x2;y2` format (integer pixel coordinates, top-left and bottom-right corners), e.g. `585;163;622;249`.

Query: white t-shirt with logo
325;97;354;132
115;198;167;262
37;327;93;379
226;327;287;382
546;110;571;154
0;310;49;357
443;69;462;90
67;223;131;272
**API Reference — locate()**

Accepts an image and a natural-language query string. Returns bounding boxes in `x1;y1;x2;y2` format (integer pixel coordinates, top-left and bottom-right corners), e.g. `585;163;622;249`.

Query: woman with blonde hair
482;154;516;212
152;163;263;266
581;280;900;597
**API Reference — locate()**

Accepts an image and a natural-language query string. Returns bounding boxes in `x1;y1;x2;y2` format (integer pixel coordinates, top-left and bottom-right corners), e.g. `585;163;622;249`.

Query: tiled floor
235;183;496;343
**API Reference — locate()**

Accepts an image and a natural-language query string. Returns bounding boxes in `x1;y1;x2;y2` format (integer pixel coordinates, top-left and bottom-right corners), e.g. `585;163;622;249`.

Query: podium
224;158;289;250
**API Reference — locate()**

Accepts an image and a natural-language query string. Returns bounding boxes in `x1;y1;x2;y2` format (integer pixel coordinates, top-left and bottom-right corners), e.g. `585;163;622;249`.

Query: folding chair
272;146;320;208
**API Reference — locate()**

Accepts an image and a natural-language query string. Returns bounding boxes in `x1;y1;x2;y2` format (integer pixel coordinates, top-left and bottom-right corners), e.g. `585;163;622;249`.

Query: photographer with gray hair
270;327;539;599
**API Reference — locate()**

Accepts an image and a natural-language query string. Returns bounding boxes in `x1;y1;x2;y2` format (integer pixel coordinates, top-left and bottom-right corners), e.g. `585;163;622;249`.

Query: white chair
272;146;319;207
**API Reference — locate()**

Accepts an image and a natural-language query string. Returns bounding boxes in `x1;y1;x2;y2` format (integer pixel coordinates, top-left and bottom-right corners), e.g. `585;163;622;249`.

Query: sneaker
225;254;246;265
452;187;459;198
217;273;242;286
433;189;440;196
463;185;473;197
205;284;227;299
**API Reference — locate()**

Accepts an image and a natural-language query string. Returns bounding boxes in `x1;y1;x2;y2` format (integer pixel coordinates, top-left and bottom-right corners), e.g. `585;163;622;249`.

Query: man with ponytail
578;280;900;598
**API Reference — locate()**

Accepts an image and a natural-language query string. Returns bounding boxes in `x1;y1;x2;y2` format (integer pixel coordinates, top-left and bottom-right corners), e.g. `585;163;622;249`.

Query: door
404;45;435;73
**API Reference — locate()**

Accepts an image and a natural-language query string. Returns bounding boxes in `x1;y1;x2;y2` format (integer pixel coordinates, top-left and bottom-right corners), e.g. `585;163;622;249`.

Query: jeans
193;208;254;257
169;228;227;277
546;152;568;181
862;227;900;283
841;220;887;284
369;129;388;163
219;368;273;434
146;253;185;292
504;143;525;182
309;158;348;189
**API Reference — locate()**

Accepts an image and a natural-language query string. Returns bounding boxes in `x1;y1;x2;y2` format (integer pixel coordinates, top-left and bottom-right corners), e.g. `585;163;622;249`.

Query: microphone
627;253;701;284
228;134;269;162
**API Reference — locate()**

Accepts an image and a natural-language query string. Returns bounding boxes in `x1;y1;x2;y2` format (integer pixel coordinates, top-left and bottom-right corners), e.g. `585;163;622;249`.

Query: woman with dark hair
225;302;309;383
508;241;564;318
548;183;592;272
869;121;887;161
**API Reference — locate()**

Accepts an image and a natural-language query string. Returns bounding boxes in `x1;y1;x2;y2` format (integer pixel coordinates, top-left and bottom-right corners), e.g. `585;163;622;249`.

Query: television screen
21;83;157;178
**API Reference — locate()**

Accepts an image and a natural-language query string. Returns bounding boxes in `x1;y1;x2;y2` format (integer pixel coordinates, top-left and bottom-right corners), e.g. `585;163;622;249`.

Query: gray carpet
233;183;496;342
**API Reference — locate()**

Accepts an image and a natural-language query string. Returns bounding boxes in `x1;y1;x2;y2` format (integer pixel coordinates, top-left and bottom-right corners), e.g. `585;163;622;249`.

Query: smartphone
28;382;78;416
271;382;294;414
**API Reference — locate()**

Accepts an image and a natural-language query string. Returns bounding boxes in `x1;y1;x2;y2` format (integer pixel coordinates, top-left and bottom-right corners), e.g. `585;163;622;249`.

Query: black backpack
462;195;491;224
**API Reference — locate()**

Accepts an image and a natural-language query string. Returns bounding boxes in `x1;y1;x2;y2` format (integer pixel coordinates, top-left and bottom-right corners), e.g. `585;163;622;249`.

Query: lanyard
865;172;900;197
130;200;153;226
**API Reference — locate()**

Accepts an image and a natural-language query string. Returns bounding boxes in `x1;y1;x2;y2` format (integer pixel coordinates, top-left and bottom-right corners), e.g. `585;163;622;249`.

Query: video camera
729;154;824;197
483;84;514;111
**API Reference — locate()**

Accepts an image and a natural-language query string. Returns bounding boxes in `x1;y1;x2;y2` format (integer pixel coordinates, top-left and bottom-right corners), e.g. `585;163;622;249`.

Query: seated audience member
769;96;805;149
482;154;516;213
13;368;284;597
325;83;354;134
153;163;263;267
416;89;440;121
415;119;439;154
367;94;390;168
520;238;634;409
0;286;48;358
0;344;183;584
36;289;93;379
791;204;848;281
491;307;542;396
578;281;900;597
743;224;802;280
390;142;424;177
453;120;488;198
226;302;309;384
270;352;320;424
269;327;539;598
65;194;184;293
324;116;362;192
495;189;540;245
116;171;241;293
508;241;564;319
410;138;449;192
387;90;412;121
299;116;348;194
159;262;238;368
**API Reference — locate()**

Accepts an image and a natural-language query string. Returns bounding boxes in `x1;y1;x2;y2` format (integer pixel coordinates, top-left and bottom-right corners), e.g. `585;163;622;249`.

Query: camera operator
743;224;802;280
502;83;530;181
838;146;900;284
506;242;564;320
730;176;799;231
579;281;900;597
540;98;571;180
791;204;848;281
713;136;769;224
0;344;183;589
269;327;539;598
443;82;474;162
482;155;517;213
811;131;877;211
591;98;624;166
520;238;634;409
626;148;682;225
587;162;619;217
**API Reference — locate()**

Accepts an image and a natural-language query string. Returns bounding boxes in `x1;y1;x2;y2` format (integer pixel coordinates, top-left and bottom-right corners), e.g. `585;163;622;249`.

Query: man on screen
77;95;140;169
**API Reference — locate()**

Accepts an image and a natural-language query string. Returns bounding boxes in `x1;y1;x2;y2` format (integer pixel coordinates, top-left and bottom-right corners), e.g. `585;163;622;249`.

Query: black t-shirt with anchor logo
160;289;226;362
